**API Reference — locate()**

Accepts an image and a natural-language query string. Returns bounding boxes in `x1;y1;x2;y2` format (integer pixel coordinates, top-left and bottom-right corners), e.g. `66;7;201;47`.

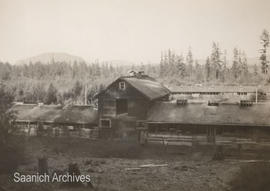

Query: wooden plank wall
147;133;270;147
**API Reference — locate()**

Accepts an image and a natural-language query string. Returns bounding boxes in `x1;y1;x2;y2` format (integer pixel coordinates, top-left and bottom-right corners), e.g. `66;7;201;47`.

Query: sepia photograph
0;0;270;190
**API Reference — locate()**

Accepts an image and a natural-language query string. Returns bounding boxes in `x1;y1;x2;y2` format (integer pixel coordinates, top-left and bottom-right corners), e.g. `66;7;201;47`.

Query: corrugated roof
123;77;170;100
11;104;98;125
147;102;270;126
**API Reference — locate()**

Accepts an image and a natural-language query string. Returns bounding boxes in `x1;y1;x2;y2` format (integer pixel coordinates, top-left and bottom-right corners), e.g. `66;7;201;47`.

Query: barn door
116;98;128;115
207;126;216;144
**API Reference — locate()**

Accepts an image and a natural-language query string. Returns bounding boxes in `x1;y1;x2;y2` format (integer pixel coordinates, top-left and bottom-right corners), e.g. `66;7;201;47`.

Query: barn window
237;92;247;95
100;119;111;128
176;99;188;105
208;101;219;106
119;82;126;90
116;98;128;114
240;100;253;107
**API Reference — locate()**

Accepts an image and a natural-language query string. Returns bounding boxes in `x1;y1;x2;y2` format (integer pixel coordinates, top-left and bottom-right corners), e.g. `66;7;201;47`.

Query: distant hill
16;52;85;65
14;52;268;67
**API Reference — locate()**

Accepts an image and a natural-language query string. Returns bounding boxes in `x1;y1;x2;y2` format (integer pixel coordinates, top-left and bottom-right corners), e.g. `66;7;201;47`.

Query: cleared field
1;137;270;191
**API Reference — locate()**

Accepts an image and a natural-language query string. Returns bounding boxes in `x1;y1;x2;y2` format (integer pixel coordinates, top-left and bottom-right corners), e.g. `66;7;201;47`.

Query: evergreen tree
210;42;222;80
0;84;22;173
159;51;165;77
223;50;228;81
170;51;177;76
0;84;16;146
176;55;186;79
260;29;270;74
72;80;83;98
194;60;203;81
239;51;249;81
205;57;211;82
186;49;194;80
33;82;46;103
231;48;240;80
44;83;58;104
163;51;169;76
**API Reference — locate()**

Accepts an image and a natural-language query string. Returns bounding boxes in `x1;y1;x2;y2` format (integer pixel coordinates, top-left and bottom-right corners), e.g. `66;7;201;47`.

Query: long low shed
147;102;270;126
12;104;98;126
11;104;98;138
146;101;270;145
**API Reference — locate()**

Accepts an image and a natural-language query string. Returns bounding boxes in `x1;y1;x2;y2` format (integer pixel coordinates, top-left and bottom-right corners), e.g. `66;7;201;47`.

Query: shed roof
11;104;98;125
11;104;37;122
147;101;270;126
54;105;98;124
170;85;270;93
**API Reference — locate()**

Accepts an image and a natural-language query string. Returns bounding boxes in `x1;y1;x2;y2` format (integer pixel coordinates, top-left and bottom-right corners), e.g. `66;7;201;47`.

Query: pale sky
0;0;270;64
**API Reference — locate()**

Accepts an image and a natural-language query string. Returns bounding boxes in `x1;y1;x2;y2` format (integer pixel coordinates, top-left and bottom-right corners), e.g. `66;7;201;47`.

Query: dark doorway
116;98;128;114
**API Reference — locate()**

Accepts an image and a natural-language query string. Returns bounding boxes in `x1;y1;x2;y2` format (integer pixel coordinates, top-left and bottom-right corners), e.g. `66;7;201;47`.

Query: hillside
16;52;85;65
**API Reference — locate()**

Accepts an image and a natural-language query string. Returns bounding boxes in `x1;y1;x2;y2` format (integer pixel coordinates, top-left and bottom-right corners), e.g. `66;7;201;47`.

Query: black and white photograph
0;0;270;190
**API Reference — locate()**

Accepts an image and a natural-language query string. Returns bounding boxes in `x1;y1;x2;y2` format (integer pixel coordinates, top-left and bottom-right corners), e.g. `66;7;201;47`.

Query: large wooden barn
95;72;170;138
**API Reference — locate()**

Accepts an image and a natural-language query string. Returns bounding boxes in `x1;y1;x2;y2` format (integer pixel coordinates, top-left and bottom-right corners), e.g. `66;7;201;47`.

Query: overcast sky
0;0;269;64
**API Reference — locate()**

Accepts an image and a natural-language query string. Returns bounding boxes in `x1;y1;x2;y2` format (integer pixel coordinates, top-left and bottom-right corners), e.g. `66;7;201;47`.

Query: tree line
0;29;269;105
160;29;269;85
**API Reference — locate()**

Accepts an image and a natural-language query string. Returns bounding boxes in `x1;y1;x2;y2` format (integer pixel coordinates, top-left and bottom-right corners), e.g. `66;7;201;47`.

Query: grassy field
1;136;270;191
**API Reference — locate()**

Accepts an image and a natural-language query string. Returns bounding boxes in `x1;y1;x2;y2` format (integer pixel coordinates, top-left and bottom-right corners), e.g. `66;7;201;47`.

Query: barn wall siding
98;78;152;130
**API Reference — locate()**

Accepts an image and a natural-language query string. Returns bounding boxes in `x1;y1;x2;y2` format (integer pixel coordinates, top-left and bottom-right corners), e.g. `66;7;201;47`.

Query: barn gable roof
147;101;270;126
122;77;170;100
96;75;170;101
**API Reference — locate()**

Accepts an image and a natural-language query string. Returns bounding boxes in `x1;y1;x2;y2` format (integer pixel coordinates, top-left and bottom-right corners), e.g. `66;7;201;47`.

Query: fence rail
147;134;270;146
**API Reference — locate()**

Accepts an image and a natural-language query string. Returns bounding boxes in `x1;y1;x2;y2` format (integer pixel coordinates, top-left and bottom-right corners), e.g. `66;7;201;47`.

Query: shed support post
27;122;31;137
207;127;216;144
255;87;258;104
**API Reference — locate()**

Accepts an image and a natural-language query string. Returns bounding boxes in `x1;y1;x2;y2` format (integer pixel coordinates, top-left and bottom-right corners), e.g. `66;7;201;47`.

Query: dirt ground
1;137;264;191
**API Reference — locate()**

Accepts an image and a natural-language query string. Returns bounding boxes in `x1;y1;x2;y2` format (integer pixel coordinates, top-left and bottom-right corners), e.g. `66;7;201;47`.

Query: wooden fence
147;133;270;147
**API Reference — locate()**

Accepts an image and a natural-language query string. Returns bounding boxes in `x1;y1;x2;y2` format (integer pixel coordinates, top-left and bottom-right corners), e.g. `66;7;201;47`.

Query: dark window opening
208;101;219;106
119;82;126;90
177;99;188;105
100;119;111;128
116;98;128;114
240;100;253;107
237;92;247;95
